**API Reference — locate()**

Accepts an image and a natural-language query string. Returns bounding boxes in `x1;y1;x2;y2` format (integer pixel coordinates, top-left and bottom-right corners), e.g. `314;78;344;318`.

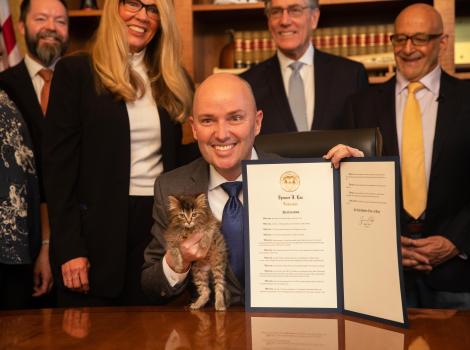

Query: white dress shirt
395;65;441;191
163;149;259;286
277;44;315;130
24;54;57;101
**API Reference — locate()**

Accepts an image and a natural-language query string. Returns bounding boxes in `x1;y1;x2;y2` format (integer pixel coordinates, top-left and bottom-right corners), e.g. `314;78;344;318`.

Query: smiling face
118;0;159;53
19;0;69;67
190;74;263;181
268;0;319;60
393;4;447;82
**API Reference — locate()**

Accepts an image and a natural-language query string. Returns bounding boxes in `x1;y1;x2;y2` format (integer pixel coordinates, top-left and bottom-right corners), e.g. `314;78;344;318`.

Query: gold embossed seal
280;171;300;192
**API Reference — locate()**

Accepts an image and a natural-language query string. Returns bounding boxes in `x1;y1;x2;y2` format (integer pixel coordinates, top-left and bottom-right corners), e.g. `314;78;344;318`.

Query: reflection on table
1;307;469;349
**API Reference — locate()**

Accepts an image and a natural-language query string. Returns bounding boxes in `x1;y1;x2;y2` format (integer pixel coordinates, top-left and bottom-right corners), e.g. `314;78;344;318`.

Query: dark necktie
221;181;244;285
38;68;53;116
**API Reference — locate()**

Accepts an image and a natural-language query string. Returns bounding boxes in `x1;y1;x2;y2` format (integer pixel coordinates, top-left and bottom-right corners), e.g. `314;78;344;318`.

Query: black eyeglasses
390;33;443;47
266;5;313;19
120;0;159;20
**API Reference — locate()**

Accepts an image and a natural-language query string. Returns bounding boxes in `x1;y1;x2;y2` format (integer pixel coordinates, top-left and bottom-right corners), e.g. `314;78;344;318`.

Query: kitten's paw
189;298;207;310
215;299;226;311
189;302;202;310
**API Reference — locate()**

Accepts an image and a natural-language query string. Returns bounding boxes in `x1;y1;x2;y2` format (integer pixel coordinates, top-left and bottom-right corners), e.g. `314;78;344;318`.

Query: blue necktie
221;181;244;285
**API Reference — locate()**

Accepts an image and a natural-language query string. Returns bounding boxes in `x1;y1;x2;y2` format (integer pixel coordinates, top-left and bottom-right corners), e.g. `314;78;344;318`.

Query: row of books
313;24;395;57
233;31;276;69
231;24;395;69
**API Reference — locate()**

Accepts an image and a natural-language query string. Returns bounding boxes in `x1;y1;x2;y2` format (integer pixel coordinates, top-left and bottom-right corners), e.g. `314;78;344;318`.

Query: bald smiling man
141;73;363;307
345;4;470;309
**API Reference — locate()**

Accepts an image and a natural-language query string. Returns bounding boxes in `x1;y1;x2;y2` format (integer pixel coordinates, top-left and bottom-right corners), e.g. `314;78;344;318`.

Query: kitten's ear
195;193;208;208
167;195;180;211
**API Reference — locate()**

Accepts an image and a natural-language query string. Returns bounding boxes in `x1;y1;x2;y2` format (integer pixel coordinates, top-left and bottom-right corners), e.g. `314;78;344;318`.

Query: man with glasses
241;0;368;135
345;3;470;309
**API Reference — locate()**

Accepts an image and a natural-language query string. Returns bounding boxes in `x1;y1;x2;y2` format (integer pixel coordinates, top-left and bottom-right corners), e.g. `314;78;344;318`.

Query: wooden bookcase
63;0;462;83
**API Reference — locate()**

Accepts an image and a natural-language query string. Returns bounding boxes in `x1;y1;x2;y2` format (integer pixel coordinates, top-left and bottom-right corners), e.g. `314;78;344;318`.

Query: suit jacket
0;60;46;200
42;54;196;298
344;71;470;292
241;49;368;134
142;152;277;306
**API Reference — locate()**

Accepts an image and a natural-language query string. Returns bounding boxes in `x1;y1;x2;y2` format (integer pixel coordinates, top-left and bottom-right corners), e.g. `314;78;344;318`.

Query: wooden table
1;307;469;349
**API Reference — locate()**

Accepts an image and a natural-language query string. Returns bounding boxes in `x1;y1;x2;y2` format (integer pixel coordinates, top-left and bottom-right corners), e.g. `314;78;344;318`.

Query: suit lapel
11;62;44;123
188;158;210;195
430;72;456;170
266;56;297;131
376;78;399;156
312;50;331;129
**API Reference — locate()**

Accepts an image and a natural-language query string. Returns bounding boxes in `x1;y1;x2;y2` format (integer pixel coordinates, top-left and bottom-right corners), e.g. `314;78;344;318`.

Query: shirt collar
396;65;441;97
277;43;314;70
129;48;146;68
24;54;56;79
208;148;258;191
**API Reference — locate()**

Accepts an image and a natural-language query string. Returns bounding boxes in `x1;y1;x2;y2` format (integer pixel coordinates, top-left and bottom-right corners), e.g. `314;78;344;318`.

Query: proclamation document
340;160;405;325
243;158;406;327
244;161;338;309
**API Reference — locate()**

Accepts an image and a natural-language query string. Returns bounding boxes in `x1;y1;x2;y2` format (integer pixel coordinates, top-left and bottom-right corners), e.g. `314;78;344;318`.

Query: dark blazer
0;60;46;200
344;71;470;292
241;49;369;134
142;152;277;306
42;55;194;298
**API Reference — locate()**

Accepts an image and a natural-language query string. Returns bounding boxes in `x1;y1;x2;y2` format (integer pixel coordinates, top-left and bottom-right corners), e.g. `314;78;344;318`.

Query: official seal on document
280;171;300;192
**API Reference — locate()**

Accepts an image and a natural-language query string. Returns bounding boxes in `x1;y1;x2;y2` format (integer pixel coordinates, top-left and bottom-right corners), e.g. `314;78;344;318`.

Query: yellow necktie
402;82;426;219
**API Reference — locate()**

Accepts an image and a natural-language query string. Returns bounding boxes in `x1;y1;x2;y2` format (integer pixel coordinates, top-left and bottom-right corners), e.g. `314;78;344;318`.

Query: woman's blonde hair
91;0;192;122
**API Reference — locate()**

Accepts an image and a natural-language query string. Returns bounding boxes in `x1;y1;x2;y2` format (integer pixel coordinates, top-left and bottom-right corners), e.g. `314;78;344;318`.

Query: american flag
0;0;22;71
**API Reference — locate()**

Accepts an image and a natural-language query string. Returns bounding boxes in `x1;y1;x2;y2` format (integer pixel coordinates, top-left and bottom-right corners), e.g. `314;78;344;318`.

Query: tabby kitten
165;193;228;311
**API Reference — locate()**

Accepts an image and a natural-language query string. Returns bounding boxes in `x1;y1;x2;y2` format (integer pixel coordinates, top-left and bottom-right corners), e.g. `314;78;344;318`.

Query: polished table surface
1;307;469;349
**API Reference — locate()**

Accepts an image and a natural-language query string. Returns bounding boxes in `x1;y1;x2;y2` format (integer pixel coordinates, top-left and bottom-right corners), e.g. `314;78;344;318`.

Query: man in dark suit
241;0;368;134
0;0;69;302
141;73;363;306
345;4;470;308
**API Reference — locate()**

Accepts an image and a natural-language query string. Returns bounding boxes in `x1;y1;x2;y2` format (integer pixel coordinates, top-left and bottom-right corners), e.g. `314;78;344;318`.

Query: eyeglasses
120;0;159;20
266;5;313;19
390;33;443;47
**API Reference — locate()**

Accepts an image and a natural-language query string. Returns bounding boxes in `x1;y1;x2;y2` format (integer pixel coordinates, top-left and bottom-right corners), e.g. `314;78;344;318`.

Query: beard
25;26;69;67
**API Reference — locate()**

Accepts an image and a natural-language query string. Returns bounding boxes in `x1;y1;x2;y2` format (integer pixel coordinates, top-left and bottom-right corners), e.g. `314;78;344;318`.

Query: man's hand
408;235;459;267
401;235;458;271
323;144;364;169
61;257;90;293
32;245;53;296
401;236;432;271
165;231;209;273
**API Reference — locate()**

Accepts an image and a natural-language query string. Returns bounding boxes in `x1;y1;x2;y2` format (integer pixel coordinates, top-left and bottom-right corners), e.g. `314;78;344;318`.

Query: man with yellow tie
344;3;470;309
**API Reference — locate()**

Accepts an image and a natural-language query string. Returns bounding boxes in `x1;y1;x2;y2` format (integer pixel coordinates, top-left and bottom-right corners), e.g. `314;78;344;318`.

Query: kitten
165;193;228;311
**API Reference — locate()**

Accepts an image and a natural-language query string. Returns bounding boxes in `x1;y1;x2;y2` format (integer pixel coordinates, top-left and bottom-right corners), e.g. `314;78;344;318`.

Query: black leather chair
254;128;383;158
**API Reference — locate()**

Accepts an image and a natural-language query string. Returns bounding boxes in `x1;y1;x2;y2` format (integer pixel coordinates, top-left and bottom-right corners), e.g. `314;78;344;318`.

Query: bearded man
0;0;69;306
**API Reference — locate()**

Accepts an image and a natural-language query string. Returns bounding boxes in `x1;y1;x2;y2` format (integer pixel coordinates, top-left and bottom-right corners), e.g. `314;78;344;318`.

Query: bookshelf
181;0;458;84
62;0;462;83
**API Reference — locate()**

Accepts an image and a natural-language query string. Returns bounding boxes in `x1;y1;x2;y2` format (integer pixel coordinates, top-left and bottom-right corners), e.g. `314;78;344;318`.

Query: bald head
190;73;263;180
395;3;443;34
193;73;257;115
393;3;447;82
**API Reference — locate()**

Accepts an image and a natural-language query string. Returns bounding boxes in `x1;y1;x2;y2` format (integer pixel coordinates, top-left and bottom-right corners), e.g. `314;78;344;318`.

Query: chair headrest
254;128;383;158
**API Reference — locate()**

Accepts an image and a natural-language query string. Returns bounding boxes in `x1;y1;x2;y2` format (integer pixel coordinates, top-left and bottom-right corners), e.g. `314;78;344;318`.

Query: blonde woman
43;0;196;307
